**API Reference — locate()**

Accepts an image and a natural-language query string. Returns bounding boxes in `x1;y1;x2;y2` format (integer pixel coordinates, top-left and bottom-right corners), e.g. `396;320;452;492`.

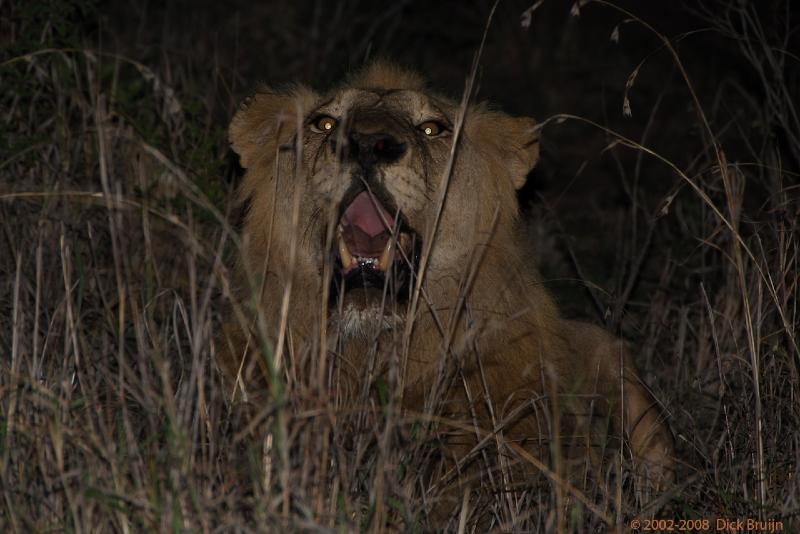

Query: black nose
344;131;406;167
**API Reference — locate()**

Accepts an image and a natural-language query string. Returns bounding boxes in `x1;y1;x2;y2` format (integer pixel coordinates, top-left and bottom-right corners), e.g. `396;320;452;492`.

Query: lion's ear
229;89;312;168
500;116;540;189
471;112;540;189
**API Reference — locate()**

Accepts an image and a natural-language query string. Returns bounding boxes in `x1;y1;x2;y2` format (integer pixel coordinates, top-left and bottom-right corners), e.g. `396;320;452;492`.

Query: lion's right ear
469;111;540;189
497;116;540;190
229;88;315;168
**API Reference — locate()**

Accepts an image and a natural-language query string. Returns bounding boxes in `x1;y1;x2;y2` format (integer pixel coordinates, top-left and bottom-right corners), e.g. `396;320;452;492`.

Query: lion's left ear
471;113;540;189
230;92;291;169
229;86;317;168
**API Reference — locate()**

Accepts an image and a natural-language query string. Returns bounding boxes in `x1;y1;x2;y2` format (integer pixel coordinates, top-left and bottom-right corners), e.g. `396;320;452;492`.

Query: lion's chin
332;297;404;339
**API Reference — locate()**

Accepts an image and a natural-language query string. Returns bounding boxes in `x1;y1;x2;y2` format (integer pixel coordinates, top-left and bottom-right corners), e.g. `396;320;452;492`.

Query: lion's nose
345;131;406;167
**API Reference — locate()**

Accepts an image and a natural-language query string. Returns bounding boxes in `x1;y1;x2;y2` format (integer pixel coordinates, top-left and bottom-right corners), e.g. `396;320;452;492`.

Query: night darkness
1;1;798;531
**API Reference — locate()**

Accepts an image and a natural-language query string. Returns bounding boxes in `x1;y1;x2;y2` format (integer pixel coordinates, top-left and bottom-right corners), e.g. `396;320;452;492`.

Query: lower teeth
336;227;413;272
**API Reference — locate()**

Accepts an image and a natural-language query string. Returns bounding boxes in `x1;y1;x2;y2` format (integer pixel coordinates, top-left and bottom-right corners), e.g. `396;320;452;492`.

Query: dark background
2;0;798;530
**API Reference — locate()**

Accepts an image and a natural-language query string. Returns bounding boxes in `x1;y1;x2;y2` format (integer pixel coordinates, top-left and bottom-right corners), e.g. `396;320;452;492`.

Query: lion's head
230;62;539;341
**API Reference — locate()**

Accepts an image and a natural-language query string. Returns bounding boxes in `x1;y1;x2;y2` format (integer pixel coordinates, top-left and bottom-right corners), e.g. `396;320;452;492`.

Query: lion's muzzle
323;108;424;323
328;190;419;314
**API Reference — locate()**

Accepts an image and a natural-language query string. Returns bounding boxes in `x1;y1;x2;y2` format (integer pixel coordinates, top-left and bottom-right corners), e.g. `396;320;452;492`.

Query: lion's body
220;62;673;518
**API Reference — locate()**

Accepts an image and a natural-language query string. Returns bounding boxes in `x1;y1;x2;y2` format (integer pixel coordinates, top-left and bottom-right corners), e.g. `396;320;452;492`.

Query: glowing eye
419;121;443;136
314;116;337;132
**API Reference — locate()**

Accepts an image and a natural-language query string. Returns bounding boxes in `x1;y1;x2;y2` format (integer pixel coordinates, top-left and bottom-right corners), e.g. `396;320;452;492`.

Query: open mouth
328;190;420;310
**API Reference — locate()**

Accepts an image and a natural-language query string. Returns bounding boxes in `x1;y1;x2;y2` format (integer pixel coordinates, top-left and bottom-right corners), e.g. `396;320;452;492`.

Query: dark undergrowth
1;0;797;531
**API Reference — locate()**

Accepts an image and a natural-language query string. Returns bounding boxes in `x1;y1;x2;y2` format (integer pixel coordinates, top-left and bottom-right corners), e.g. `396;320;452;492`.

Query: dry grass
1;0;798;532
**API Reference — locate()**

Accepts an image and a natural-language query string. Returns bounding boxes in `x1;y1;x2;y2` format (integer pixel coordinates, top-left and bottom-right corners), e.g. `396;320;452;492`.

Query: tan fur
221;62;674;513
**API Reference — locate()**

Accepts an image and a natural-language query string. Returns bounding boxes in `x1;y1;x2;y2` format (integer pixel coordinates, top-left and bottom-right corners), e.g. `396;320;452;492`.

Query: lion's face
301;87;456;333
230;63;539;338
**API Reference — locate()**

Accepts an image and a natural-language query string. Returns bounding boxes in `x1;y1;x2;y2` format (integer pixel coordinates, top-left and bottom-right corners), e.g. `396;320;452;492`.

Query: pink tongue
340;191;395;257
341;191;394;238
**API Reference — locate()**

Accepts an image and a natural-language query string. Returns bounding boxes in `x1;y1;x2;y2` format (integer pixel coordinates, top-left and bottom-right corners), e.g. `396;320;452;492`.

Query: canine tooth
378;238;394;271
399;233;411;255
337;232;354;269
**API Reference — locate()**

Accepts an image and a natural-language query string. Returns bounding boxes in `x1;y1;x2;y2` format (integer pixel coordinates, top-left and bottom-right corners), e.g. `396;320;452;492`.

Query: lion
220;61;674;524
